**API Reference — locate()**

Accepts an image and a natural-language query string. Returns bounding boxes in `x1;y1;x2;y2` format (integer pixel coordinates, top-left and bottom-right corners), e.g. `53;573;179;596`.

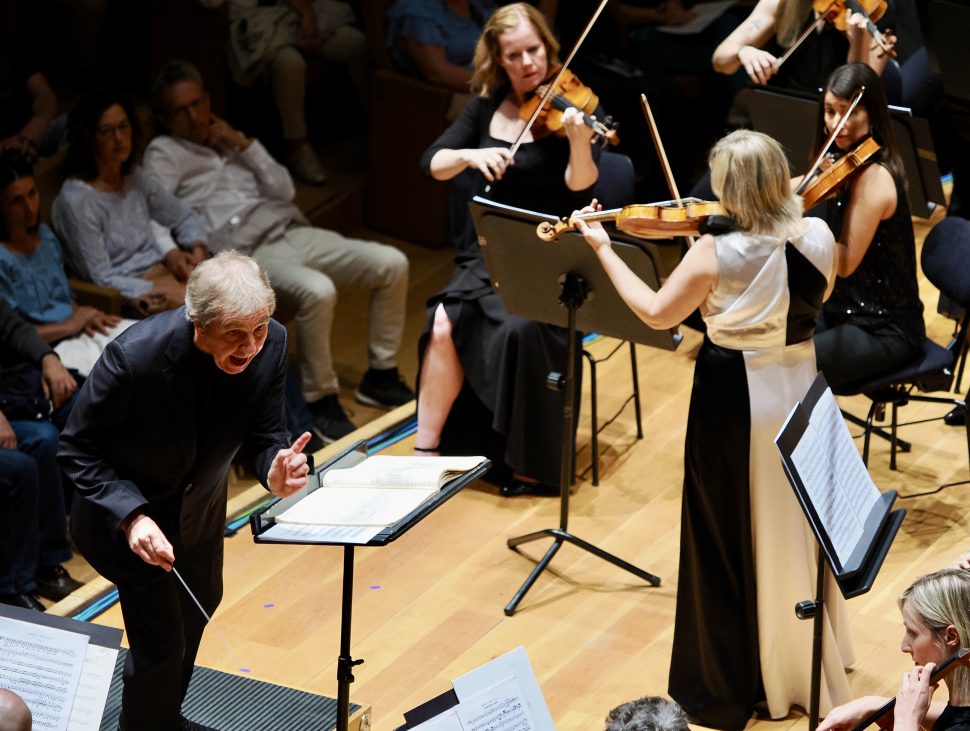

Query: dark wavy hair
814;62;903;182
65;90;142;181
0;149;35;241
605;697;689;731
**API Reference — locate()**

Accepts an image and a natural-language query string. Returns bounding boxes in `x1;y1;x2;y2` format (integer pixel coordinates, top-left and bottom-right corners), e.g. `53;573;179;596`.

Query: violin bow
508;0;610;159
776;15;826;69
795;85;865;196
639;93;697;245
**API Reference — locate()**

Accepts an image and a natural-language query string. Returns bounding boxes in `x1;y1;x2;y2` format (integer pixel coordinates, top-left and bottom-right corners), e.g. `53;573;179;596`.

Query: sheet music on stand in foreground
775;373;902;594
402;646;555;731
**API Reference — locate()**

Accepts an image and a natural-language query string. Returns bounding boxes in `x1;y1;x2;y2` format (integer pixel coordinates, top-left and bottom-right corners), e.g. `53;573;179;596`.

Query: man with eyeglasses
144;59;415;445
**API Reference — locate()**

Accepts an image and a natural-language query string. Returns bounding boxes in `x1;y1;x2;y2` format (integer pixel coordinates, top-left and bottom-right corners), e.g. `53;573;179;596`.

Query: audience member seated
0;151;135;377
605;696;689;731
0;29;60;163
51;91;207;317
0;689;31;731
711;0;897;98
144;60;414;443
818;568;970;731
198;0;369;185
0;298;82;612
811;64;925;390
386;0;496;104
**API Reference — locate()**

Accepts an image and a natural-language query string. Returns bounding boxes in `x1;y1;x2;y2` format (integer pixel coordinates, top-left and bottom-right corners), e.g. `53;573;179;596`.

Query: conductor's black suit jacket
59;307;290;584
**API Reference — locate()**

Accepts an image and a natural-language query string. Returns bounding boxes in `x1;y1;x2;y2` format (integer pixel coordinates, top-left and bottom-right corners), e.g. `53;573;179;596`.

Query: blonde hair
709;129;802;234
470;3;560;97
776;0;814;48
899;569;970;704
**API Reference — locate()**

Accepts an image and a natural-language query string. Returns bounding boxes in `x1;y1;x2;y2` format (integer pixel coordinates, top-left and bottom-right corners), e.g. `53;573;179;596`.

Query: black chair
581;150;643;486
833;216;970;472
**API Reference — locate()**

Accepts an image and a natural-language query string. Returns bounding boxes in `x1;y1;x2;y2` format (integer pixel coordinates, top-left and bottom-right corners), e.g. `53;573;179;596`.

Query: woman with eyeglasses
51;91;207;316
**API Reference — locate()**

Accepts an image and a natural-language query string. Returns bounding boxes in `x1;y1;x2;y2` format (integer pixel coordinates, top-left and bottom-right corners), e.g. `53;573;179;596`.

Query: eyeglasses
96;119;131;138
167;94;209;119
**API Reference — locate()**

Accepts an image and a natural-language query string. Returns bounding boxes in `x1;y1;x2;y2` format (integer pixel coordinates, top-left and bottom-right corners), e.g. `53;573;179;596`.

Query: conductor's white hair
184;250;275;328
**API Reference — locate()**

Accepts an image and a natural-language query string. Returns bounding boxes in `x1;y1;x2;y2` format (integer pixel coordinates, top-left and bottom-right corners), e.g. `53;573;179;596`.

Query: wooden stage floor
70;203;970;731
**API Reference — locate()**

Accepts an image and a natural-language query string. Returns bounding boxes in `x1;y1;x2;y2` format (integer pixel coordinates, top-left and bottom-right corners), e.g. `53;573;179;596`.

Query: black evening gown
418;89;600;485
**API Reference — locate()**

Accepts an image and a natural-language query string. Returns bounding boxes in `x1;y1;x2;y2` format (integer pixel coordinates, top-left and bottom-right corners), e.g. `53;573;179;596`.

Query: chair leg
862;402;879;466
629;342;643;440
583;350;600;487
890;401;899;471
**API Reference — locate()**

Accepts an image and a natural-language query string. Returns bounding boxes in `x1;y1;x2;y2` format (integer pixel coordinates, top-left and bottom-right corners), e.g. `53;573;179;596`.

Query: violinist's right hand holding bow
737;45;779;85
815;696;892;731
465;147;515;182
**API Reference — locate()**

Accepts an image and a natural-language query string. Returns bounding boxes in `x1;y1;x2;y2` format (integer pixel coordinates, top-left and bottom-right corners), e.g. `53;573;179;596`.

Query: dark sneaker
308;394;356;443
0;591;46;611
945;404;967;426
356;368;415;409
34;564;83;601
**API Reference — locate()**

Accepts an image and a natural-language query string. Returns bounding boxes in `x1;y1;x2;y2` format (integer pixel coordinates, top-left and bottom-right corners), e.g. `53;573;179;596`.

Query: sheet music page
67;644;119;731
453;647;555;731
262;522;383;544
788;388;880;566
0;616;89;731
454;677;535;731
321;456;487;489
658;0;736;34
808;387;881;516
410;677;536;731
274;486;434;526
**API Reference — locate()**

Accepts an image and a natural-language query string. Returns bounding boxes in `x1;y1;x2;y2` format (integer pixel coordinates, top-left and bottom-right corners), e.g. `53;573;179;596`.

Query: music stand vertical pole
337;545;362;731
809;546;826;731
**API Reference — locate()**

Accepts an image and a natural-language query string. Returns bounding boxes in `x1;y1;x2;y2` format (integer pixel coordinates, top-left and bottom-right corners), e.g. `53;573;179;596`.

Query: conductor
59;250;312;730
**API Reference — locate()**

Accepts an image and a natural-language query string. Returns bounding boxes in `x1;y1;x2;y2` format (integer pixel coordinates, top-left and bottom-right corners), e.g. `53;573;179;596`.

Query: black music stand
250;442;490;731
775;374;905;731
469;197;679;615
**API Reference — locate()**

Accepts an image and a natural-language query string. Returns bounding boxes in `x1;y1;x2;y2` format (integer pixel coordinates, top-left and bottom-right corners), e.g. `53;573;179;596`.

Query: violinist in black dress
413;2;601;493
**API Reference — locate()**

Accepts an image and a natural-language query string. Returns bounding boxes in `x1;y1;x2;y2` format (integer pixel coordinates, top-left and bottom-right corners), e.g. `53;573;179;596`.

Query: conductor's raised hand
124;513;175;571
268;431;313;498
571;199;611;252
465;147;513;182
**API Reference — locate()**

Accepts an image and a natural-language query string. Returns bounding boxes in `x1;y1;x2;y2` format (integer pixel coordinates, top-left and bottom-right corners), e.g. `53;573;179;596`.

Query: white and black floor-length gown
668;218;855;730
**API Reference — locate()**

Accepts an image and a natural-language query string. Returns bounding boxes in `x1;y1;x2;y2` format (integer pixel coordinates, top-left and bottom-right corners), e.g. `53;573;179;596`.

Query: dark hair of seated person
64;89;142;181
0;148;34;241
605;696;690;731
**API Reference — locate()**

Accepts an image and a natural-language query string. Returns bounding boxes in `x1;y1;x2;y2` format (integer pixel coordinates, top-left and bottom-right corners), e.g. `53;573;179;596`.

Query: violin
799;136;880;209
778;0;895;70
847;648;970;731
536;198;726;242
814;0;896;57
518;66;620;147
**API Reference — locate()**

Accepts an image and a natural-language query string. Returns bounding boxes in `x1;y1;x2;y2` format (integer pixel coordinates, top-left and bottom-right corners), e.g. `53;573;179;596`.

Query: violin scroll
537;220;573;242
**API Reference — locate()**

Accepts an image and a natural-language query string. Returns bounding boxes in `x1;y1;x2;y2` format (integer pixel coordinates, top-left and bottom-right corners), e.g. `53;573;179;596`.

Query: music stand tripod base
503;271;661;616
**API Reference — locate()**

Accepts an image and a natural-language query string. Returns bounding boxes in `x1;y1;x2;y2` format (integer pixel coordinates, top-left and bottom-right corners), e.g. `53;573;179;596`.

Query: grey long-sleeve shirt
51;168;207;300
